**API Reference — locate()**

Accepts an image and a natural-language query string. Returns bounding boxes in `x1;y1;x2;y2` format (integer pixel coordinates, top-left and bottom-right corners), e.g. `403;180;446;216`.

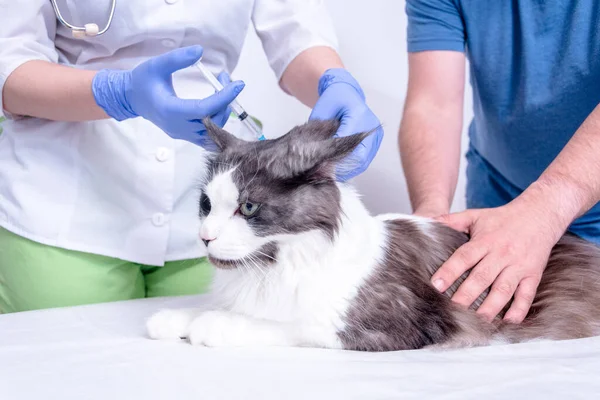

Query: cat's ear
321;130;373;162
202;117;241;151
280;129;373;179
288;119;341;142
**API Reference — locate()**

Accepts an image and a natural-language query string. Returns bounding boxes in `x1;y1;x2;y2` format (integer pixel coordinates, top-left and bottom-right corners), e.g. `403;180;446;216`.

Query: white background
233;0;474;214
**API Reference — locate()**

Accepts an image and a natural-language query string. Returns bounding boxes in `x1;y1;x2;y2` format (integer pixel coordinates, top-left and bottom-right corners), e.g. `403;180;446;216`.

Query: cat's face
198;119;370;269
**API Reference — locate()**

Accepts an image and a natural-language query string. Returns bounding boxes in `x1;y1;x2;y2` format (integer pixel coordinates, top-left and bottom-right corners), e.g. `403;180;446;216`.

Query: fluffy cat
147;119;600;351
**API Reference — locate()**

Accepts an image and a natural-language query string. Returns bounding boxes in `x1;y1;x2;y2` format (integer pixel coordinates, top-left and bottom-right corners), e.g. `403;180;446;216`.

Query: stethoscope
50;0;117;39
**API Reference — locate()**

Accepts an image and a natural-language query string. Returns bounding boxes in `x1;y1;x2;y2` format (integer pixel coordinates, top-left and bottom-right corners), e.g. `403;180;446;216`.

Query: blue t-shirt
406;0;600;244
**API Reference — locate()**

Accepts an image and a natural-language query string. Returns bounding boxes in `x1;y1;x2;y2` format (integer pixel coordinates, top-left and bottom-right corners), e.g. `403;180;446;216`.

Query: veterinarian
400;1;600;323
0;0;383;313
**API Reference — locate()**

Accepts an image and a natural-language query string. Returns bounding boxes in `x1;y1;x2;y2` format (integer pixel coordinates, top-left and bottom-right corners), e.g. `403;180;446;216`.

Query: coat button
152;213;167;227
161;39;176;48
155;147;171;162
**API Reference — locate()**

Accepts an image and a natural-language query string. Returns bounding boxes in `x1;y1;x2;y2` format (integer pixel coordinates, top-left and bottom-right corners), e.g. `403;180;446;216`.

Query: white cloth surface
0;296;598;400
0;0;337;266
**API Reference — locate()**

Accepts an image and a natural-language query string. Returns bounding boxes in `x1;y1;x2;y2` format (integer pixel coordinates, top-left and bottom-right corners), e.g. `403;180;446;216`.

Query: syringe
195;60;266;141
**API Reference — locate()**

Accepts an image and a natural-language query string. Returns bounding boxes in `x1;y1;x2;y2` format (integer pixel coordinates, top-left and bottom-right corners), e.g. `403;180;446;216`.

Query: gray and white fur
147;119;600;351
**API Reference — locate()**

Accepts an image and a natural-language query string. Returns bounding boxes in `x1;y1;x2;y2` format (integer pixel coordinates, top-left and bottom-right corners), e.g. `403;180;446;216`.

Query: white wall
233;0;473;214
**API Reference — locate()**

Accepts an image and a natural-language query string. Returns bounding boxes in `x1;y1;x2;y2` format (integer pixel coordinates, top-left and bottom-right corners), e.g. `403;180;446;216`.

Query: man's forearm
279;46;344;108
519;103;600;238
399;105;463;216
3;60;108;121
399;51;466;217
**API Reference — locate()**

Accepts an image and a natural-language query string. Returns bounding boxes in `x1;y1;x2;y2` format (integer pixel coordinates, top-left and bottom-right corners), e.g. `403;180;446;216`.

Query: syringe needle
194;60;266;141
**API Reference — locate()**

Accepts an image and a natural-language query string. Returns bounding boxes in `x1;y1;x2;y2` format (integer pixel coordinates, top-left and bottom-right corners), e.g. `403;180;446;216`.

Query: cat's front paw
146;309;195;341
188;311;253;347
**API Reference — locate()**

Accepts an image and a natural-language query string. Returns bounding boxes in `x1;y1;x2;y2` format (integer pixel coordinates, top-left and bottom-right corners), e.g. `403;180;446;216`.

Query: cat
147;118;600;351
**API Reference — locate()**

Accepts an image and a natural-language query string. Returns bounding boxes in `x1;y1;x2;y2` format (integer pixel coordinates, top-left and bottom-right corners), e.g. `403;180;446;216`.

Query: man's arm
530;103;600;224
279;46;344;108
432;103;600;323
399;51;466;217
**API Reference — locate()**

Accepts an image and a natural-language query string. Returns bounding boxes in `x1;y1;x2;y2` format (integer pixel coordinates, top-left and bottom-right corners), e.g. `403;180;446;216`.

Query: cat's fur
147;119;600;351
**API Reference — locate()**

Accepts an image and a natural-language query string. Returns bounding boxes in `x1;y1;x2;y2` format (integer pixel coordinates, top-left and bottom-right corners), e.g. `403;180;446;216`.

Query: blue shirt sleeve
406;0;466;52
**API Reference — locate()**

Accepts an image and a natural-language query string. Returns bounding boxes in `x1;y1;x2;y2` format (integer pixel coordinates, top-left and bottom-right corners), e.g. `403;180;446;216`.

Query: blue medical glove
92;45;243;149
309;68;383;181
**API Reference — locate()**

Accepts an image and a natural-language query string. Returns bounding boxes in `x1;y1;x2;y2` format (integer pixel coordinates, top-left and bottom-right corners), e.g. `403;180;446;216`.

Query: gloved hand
309;68;383;181
92;45;244;149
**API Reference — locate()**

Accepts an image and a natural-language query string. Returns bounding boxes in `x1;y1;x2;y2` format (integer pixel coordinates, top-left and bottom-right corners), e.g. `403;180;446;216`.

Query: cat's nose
201;235;216;247
200;228;216;247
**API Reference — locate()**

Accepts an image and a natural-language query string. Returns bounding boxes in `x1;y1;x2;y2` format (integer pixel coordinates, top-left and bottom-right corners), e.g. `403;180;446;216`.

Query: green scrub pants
0;228;213;313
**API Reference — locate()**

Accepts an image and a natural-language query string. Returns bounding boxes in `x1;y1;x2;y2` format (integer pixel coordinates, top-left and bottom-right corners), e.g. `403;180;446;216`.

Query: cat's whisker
241;255;261;282
254;249;278;263
245;251;276;287
255;255;270;277
233;162;247;190
246;254;265;282
244;167;260;194
246;253;272;287
243;145;261;192
244;261;261;285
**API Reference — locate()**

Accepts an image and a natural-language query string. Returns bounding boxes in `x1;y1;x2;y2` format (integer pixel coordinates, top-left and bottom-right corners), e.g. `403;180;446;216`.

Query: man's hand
431;194;567;323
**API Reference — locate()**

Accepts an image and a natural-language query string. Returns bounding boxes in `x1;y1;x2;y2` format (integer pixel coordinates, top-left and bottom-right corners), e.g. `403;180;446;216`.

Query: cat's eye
200;193;211;215
239;201;261;217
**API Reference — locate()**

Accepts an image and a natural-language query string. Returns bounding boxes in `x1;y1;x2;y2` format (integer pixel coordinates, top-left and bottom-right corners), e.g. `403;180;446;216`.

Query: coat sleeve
0;0;59;117
252;0;339;80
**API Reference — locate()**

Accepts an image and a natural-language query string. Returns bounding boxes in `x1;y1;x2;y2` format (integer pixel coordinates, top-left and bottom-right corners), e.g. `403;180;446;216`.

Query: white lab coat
0;0;337;266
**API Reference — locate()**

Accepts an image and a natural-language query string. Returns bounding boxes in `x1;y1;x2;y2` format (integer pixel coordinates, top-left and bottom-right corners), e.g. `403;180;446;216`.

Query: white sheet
1;295;598;400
